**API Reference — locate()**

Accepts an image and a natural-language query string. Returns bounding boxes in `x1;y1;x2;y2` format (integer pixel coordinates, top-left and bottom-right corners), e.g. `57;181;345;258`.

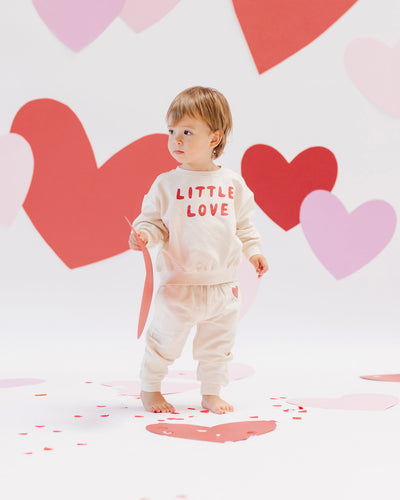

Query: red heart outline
241;145;337;231
232;0;359;73
10;99;176;268
146;420;276;442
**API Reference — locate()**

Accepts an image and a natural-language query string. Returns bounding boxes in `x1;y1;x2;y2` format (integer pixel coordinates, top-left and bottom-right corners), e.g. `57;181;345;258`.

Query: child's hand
129;230;148;251
249;254;269;278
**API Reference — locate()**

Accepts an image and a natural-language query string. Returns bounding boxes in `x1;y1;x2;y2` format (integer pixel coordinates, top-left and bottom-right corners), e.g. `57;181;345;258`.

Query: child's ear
210;130;222;148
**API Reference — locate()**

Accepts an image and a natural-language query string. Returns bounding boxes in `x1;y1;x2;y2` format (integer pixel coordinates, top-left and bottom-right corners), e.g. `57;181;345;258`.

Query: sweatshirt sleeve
235;178;263;260
132;177;169;248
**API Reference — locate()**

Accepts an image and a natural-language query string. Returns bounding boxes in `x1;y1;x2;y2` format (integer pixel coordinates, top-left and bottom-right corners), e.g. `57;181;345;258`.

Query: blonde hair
166;86;232;159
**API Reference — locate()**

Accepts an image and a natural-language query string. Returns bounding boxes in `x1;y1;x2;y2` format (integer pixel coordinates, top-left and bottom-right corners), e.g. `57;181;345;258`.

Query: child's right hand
129;230;148;251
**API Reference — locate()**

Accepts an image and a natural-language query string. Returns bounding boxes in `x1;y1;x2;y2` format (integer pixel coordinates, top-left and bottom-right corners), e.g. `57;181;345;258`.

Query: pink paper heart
287;394;399;411
120;0;180;33
344;38;400;117
238;256;261;318
32;0;126;51
0;134;34;226
300;190;397;279
146;420;276;443
168;363;255;381
361;374;400;383
102;363;255;395
101;380;200;396
0;378;45;388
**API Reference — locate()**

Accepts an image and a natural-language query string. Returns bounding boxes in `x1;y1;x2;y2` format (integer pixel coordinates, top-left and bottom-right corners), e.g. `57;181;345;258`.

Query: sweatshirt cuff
243;244;263;260
132;224;159;248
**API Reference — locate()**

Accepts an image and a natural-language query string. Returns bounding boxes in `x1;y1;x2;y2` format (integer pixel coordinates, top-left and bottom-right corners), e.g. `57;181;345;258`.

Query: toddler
129;86;268;414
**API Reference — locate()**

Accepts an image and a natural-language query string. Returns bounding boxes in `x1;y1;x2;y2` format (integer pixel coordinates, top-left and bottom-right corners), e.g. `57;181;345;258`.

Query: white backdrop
1;0;399;347
1;2;400;500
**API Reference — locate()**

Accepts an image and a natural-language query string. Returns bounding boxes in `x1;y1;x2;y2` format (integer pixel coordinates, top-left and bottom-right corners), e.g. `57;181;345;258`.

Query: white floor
1;323;399;500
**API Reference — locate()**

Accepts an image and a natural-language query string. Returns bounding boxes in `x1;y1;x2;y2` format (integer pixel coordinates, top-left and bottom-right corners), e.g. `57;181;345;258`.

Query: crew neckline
176;165;224;174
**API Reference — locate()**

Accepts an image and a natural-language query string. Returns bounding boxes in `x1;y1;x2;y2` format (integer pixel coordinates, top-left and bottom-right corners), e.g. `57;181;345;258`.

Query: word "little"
176;185;234;200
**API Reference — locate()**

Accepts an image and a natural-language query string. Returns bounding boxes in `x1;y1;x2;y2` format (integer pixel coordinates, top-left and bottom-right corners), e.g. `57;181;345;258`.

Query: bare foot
140;391;175;413
201;395;234;414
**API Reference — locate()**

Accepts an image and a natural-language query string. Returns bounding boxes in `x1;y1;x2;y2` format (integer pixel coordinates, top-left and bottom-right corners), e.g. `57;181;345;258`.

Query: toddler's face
167;116;220;170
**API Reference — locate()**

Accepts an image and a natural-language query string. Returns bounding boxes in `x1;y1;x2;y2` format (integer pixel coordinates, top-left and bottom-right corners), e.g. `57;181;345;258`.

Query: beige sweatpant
140;282;241;395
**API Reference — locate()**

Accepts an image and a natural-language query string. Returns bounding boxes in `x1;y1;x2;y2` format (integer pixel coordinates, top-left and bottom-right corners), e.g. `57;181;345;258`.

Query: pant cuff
140;382;162;392
201;383;221;396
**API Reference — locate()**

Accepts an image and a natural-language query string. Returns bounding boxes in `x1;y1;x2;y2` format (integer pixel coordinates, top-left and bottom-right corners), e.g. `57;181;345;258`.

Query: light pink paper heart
361;374;400;383
33;0;126;51
238;256;260;318
344;38;400;117
168;363;255;381
102;363;255;396
0;134;34;226
0;378;45;388
300;190;397;279
120;0;180;33
287;394;399;411
101;380;200;396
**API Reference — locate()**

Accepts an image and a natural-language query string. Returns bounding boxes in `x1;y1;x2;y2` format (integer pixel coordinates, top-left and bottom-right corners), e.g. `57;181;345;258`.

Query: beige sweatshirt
133;166;263;285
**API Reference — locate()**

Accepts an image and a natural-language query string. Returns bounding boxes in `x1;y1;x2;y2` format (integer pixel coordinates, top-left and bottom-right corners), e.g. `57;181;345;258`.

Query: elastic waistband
160;268;237;285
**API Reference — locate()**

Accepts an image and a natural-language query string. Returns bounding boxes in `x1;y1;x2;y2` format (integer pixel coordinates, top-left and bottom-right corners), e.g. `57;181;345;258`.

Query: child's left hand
249;254;269;278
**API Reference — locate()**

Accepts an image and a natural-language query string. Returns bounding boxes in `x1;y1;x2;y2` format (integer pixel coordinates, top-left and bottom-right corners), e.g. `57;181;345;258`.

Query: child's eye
184;130;192;135
168;129;174;135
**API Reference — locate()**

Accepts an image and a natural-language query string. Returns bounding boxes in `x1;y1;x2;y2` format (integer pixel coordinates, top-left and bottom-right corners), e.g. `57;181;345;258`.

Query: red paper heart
241;145;337;231
10;99;175;268
232;0;358;73
232;285;239;298
146;420;276;443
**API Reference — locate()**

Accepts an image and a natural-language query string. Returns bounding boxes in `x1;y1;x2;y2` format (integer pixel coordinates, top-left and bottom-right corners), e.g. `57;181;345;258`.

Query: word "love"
186;203;229;217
